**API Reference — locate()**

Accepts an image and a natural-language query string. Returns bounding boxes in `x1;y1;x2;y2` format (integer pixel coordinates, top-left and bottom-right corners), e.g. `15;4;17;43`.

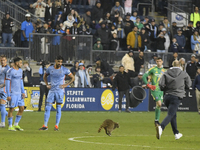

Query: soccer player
39;56;75;131
0;55;10;128
6;57;25;131
142;57;166;125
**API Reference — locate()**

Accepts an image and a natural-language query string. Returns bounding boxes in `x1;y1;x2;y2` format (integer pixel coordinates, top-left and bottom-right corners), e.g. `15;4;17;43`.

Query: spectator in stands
148;53;157;69
191;30;200;53
122;50;136;77
190;6;200;27
13;25;22;47
44;0;54;23
156;32;166;54
91;1;103;24
21;14;35;48
38;61;50;111
124;13;134;38
74;63;89;88
23;61;32;86
27;4;35;15
40;23;52;33
186;54;197;80
168;52;179;68
134;17;144;31
70;60;79;75
82;10;91;27
95;21;112;50
47;18;53;29
111;0;125;18
70;22;79;35
63;14;75;29
53;1;62;15
149;19;157;51
110;33;119;51
127;26;142;51
170;38;179;53
132;72;145;87
62;0;72;22
1;11;14;47
35;19;43;33
54;11;63;27
93;38;103;50
95;57;114;77
171;21;178;38
134;51;144;74
112;65;132;113
85;65;93;87
143;16;149;24
111;24;117;35
32;0;46;20
130;10;138;23
179;58;186;71
67;9;80;22
77;19;91;35
162;28;170;53
174;28;186;53
195;21;200;34
124;0;132;14
157;24;164;36
93;66;104;88
114;17;125;42
160;17;170;35
140;27;150;51
184;21;195;53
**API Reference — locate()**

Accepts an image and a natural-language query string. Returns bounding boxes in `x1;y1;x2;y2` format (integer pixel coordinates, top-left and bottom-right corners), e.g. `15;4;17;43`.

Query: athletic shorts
9;94;24;108
46;91;64;104
0;93;7;101
151;91;163;102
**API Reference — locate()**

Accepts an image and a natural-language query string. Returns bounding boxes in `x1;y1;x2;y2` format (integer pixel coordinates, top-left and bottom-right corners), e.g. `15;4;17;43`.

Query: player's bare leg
0;99;7;127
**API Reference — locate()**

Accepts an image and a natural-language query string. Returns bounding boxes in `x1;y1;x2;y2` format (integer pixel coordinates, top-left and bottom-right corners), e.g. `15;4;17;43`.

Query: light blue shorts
46;92;64;104
0;93;7;101
9;94;24;108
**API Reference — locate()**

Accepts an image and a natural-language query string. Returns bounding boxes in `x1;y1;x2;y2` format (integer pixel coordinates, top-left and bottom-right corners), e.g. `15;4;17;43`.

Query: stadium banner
171;12;188;27
148;90;198;112
51;88;149;111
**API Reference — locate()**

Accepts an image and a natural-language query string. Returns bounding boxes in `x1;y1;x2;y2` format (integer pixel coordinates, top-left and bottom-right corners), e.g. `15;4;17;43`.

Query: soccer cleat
8;126;16;131
0;122;5;128
13;125;24;131
54;125;59;131
154;120;160;127
175;133;183;140
156;125;162;139
39;125;48;130
125;109;131;113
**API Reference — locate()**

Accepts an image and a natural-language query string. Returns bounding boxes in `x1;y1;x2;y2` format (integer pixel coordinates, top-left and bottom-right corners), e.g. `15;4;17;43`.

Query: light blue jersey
6;68;25;96
0;65;10;94
46;65;71;93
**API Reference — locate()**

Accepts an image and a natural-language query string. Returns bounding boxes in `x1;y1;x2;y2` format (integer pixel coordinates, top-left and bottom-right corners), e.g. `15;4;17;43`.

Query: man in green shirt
142;57;166;126
190;6;200;27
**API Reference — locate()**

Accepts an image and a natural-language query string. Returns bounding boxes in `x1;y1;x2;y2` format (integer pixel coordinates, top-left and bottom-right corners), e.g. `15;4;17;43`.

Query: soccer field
0;111;199;150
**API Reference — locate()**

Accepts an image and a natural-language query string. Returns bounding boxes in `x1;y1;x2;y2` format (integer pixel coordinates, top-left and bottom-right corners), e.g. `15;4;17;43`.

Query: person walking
112;65;132;113
156;60;192;140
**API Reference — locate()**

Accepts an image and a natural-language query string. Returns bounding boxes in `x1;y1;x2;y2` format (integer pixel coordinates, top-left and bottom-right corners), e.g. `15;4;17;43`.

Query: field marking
68;135;195;150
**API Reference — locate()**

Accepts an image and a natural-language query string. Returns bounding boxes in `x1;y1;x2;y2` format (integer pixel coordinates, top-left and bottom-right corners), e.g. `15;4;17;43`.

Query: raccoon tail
98;126;102;133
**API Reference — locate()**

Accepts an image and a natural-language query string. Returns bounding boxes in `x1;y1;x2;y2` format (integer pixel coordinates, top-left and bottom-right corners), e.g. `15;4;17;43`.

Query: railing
0;0;45;24
29;33;93;64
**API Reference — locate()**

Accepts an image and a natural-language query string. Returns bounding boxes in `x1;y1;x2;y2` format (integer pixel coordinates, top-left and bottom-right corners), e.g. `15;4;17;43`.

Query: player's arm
159;74;166;91
43;73;51;89
21;78;25;99
142;68;156;91
61;73;75;88
6;70;11;101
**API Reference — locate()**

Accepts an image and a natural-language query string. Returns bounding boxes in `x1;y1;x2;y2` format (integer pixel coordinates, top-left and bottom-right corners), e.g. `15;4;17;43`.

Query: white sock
14;122;18;126
1;122;5;126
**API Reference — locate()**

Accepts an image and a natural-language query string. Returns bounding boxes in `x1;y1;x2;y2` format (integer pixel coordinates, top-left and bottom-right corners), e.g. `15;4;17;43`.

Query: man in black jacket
95;58;114;77
186;54;197;80
91;1;103;24
112;65;132;113
95;21;112;50
157;60;191;140
1;11;14;46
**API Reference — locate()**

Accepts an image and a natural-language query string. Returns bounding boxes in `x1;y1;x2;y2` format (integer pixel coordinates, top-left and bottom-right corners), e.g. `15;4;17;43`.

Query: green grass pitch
0;111;199;150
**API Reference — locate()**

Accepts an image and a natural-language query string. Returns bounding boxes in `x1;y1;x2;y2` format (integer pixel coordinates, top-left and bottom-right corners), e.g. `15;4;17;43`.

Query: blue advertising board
51;88;149;111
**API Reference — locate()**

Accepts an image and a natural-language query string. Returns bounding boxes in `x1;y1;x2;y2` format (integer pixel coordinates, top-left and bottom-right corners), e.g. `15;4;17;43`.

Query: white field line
68;135;195;150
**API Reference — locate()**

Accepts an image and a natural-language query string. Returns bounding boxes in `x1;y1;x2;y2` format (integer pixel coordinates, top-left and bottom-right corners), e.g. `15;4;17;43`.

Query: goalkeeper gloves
147;84;156;91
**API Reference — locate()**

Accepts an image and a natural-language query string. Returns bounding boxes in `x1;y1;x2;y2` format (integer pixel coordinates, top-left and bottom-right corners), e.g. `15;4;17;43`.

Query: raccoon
98;119;119;136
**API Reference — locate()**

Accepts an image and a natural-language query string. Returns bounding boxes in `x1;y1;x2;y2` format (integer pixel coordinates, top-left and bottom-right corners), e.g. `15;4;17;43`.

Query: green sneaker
13;125;24;131
8;126;16;131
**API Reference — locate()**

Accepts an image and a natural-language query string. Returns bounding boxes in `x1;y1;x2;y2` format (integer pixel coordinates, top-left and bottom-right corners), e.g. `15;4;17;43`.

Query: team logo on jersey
101;89;114;110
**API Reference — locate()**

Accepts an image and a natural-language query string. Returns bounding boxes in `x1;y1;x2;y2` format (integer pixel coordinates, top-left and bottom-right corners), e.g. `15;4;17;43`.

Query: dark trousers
161;94;180;135
38;84;49;111
118;89;130;110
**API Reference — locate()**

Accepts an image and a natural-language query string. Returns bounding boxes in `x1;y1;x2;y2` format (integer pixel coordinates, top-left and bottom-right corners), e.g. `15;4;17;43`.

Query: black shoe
125;109;131;113
39;125;48;130
154;120;160;127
